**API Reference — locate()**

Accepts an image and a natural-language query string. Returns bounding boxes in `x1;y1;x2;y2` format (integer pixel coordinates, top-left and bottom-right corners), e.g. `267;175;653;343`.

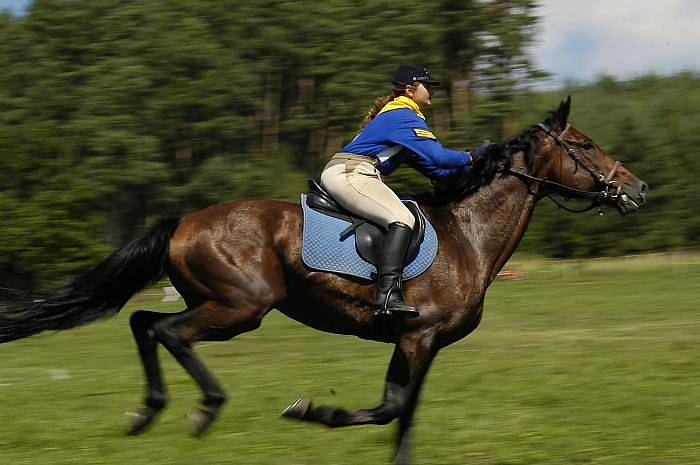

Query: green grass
0;254;698;465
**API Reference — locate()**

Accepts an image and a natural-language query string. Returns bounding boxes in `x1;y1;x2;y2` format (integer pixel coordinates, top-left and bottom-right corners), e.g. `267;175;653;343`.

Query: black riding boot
372;222;420;319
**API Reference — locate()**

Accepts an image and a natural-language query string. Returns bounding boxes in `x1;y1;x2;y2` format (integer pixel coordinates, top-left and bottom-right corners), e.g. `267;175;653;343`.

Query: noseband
506;122;624;214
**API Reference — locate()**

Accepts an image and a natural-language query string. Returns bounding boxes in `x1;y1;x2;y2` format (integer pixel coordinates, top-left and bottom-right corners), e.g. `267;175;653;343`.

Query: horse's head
428;97;648;213
517;96;648;214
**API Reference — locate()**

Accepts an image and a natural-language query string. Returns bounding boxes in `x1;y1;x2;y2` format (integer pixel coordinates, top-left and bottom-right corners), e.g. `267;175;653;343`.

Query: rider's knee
393;211;415;230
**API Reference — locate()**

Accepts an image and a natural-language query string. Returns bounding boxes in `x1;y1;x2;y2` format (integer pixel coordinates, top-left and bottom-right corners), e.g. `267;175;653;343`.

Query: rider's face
406;83;432;108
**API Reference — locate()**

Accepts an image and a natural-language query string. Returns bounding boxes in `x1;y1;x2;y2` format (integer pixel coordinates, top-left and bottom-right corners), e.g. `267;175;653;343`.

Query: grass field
0;253;698;465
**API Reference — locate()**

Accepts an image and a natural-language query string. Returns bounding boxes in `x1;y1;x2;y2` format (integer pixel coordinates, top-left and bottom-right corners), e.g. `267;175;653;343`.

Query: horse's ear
557;95;571;128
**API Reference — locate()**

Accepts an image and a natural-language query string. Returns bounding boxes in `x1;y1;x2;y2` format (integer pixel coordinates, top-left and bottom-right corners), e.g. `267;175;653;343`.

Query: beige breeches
320;153;415;230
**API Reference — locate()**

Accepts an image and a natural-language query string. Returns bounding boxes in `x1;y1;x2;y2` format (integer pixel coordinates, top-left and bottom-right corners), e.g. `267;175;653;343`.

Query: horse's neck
452;157;538;285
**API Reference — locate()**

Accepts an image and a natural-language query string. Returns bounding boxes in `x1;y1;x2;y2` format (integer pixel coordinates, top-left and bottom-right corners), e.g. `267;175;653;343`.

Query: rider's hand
470;140;501;164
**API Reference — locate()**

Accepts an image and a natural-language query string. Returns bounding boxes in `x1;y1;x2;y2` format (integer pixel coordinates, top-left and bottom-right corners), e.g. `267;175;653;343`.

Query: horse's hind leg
128;301;272;436
127;309;171;435
153;306;228;435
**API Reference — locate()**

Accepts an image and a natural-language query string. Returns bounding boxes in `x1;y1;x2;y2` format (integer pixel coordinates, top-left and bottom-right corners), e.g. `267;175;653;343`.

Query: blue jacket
340;97;473;179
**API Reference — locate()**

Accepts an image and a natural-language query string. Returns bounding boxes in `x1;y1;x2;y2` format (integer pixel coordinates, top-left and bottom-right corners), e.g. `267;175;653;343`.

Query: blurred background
0;2;699;465
0;0;698;290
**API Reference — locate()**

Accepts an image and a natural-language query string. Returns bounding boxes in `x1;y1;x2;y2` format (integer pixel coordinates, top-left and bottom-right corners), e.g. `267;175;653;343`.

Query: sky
1;0;698;87
0;0;27;16
531;0;700;86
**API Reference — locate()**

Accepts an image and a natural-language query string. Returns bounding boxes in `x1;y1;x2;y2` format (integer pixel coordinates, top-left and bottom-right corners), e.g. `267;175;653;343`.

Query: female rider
320;64;491;319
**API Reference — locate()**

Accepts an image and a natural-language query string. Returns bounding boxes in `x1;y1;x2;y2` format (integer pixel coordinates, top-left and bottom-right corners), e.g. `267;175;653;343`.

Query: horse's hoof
188;406;219;437
125;407;159;436
281;397;311;420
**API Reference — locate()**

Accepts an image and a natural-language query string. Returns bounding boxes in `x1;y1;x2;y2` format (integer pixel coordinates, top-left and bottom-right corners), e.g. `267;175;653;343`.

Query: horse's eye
581;142;595;151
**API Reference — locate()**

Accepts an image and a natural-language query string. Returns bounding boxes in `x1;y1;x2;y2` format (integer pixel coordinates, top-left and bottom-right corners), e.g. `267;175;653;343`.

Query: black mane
416;97;571;206
416;130;536;206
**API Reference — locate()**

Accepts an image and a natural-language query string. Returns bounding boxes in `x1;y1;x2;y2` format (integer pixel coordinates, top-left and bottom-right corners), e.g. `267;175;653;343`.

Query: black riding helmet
392;64;441;87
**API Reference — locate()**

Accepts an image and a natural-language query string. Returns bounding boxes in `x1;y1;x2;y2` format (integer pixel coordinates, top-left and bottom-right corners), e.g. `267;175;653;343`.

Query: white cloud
531;0;700;84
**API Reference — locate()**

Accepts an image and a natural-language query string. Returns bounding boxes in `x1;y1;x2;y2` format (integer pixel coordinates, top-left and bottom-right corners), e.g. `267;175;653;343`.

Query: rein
505;122;623;214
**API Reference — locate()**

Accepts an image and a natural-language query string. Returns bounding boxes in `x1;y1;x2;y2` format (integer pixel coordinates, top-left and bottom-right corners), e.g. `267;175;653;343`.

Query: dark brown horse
0;98;647;465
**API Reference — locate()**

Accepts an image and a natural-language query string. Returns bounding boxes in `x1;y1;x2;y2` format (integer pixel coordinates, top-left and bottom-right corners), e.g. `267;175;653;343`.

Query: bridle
506;122;624;214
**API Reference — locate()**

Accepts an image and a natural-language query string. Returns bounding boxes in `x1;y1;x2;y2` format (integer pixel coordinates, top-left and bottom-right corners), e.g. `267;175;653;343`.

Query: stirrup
372;303;420;319
373;307;394;319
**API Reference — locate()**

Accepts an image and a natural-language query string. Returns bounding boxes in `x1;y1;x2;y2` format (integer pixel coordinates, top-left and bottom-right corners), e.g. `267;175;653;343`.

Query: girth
305;180;426;267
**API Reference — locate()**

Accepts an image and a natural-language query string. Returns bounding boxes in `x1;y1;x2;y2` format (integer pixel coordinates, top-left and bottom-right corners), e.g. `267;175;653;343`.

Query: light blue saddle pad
300;194;438;281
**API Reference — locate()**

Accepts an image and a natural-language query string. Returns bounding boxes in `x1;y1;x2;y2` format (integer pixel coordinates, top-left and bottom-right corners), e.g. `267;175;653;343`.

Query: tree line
0;0;696;289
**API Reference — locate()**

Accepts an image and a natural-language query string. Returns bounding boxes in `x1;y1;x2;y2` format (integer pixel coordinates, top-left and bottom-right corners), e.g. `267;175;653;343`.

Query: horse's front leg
392;364;429;465
282;329;437;434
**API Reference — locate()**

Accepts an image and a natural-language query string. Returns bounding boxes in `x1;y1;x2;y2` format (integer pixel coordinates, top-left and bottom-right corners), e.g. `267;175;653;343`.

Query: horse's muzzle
616;180;648;214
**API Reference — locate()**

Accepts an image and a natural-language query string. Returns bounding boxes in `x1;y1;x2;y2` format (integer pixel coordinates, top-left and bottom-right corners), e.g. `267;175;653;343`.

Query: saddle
305;180;426;266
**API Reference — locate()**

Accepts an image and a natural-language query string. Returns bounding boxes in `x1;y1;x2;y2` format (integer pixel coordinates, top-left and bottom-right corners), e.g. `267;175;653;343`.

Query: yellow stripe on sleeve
413;128;437;140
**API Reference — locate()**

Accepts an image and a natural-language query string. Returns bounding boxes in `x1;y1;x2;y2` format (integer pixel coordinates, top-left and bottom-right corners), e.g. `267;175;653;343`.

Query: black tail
0;218;181;343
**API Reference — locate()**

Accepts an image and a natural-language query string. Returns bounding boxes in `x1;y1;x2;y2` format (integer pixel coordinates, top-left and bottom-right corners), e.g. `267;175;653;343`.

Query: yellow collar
376;96;425;120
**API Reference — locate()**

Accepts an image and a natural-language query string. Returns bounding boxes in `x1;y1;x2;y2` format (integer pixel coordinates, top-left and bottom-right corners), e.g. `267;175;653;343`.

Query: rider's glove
469;140;501;164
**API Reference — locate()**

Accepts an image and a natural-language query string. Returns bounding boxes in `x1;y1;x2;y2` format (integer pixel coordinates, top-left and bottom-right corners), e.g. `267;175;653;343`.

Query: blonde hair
360;82;418;129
